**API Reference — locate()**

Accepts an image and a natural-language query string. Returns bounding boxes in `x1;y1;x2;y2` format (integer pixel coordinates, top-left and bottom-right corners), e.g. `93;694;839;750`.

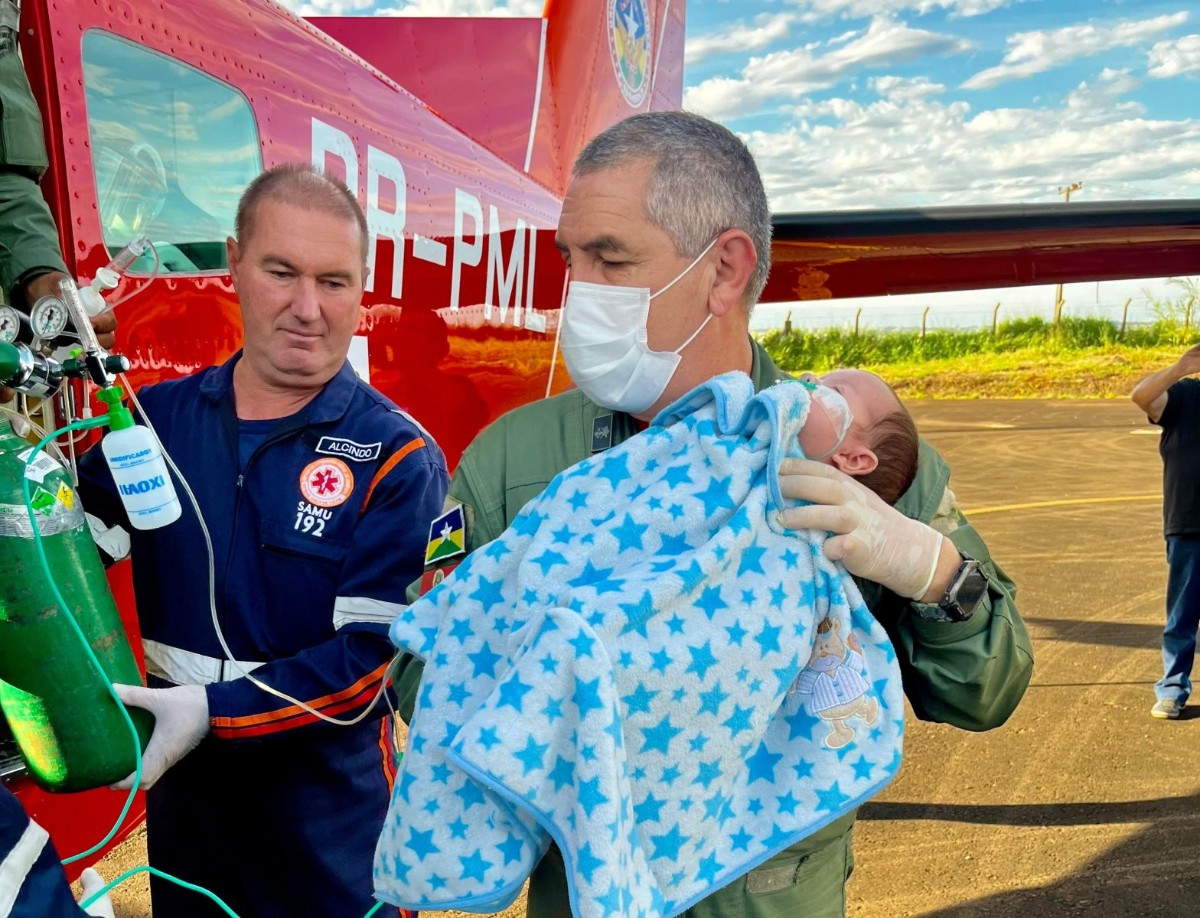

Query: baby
796;368;918;505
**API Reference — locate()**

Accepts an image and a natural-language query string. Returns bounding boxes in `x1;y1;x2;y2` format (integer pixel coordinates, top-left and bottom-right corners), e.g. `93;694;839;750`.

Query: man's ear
707;229;756;317
830;445;878;477
226;237;241;287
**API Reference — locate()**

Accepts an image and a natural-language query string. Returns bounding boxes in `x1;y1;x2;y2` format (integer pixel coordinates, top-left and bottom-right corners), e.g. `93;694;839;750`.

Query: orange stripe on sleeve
361;438;426;512
211;662;390;732
211;677;387;739
379;718;397;795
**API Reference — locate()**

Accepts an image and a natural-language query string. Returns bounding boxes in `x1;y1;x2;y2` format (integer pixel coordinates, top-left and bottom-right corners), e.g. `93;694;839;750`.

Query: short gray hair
235;163;368;265
573;111;772;306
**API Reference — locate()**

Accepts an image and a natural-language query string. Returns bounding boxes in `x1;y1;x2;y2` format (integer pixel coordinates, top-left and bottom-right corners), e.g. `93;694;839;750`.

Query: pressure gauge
29;295;69;340
0;304;20;344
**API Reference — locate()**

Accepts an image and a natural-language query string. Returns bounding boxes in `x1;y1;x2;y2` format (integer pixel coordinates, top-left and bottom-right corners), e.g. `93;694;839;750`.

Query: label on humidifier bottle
101;428;182;529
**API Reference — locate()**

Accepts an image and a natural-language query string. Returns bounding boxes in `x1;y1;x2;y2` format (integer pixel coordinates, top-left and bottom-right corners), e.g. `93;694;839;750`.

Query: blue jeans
1158;536;1200;704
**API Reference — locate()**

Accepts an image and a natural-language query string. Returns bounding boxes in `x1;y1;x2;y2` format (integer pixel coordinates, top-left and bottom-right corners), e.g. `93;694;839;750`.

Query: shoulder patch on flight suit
929;485;962;536
425;501;466;564
419;498;470;595
591;414;614;453
418;563;457;595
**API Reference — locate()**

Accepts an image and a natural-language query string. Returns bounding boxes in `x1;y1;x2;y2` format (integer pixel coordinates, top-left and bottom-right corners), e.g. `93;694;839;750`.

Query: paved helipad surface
94;398;1200;918
849;398;1199;918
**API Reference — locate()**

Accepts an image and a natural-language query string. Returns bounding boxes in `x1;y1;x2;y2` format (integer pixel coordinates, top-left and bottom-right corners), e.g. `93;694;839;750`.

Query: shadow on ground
861;792;1199;827
1022;616;1164;650
863;793;1200;917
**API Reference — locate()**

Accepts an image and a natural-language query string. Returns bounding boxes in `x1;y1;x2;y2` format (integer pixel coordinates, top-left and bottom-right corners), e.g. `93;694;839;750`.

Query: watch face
955;563;988;612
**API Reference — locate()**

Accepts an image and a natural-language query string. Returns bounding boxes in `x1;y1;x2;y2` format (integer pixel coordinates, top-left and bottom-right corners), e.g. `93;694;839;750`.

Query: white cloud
686;13;796;65
963;11;1189;90
686;16;972;118
870;74;946;102
790;0;1016;21
279;0;541;15
1148;33;1200;78
1089;67;1141;99
741;71;1200;212
276;0;375;15
378;0;541;14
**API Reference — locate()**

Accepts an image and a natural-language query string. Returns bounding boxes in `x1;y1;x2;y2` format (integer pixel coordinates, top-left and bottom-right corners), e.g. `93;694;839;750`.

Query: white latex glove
79;867;116;918
111;683;210;790
777;458;944;600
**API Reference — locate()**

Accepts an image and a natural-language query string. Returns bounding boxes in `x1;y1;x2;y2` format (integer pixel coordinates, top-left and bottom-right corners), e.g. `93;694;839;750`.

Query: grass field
757;315;1199;398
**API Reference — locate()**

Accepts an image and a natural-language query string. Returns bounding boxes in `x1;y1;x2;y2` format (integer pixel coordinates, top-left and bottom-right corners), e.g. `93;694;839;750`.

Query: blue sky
682;0;1199;210
280;0;1199;319
282;0;1200;210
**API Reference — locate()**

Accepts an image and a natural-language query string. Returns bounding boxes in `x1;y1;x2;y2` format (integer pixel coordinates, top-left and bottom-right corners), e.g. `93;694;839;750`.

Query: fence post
1119;298;1131;338
1053;294;1064;326
783;310;792;335
854;307;862;337
921;306;929;339
991;302;1001;337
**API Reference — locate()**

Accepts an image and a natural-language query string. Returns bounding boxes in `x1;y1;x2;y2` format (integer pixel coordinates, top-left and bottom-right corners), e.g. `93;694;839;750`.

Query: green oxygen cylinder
0;416;152;791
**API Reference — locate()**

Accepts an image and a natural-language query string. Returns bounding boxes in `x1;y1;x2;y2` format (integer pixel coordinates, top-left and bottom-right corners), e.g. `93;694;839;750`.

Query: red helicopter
5;0;1200;882
4;0;686;875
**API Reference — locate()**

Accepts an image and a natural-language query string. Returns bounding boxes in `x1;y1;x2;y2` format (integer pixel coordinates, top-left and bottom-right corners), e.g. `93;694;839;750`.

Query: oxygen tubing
24;416;392;916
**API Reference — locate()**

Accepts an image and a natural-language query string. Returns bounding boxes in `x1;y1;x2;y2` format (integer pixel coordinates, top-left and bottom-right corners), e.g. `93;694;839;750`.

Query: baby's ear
830;446;878;477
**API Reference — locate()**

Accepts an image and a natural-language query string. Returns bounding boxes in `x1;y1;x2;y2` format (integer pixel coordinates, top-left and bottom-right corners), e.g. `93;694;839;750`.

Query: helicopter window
81;31;262;274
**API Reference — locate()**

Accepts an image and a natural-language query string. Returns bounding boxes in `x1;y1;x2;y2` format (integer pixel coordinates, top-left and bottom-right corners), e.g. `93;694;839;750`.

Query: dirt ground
88;398;1199;917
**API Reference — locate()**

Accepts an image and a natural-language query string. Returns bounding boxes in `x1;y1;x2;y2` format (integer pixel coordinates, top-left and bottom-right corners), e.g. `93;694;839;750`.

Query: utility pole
1054;182;1083;324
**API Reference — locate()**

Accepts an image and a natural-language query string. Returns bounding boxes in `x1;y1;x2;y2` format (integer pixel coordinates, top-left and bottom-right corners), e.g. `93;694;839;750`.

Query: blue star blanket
374;372;904;918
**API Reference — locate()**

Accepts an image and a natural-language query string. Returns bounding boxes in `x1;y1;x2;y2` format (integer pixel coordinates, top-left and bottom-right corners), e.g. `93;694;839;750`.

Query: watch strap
913;555;985;623
911;599;961;624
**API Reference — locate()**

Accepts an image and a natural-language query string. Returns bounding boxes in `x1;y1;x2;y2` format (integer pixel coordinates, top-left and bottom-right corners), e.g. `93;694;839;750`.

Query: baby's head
797;369;918;505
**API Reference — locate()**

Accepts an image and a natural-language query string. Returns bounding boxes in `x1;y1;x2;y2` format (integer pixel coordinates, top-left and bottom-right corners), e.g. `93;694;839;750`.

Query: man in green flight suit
401;110;1033;917
0;0;115;403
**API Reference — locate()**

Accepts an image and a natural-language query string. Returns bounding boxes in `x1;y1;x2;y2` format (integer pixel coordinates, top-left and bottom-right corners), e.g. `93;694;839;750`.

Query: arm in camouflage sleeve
778;436;1034;731
863;506;1033;732
393;440;509;723
0;169;68;294
0;54;70;297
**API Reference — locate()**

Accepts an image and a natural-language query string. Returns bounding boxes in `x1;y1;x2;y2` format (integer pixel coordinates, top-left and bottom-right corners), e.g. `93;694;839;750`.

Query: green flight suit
398;340;1033;917
0;28;69;301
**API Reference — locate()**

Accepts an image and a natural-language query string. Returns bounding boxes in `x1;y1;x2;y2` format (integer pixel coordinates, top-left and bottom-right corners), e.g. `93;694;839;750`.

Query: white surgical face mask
560;239;718;414
796;379;853;460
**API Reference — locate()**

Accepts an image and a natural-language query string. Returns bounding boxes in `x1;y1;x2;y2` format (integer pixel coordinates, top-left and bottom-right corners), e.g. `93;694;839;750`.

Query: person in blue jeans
1132;343;1200;719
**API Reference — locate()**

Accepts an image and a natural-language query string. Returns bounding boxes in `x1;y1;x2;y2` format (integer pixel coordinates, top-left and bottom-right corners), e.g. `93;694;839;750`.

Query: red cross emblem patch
299;457;354;508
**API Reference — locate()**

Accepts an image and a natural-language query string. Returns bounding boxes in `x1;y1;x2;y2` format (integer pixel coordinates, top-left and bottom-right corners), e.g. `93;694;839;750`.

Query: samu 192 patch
424;502;466;565
300;457;354;508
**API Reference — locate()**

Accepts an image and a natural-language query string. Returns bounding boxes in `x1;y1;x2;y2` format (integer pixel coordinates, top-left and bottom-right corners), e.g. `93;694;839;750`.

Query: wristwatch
914;554;988;623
